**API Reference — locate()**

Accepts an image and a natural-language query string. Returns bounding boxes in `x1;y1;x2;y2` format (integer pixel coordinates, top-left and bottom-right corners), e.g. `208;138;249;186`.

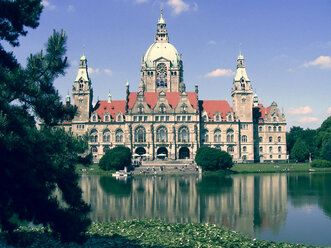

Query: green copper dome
144;42;180;68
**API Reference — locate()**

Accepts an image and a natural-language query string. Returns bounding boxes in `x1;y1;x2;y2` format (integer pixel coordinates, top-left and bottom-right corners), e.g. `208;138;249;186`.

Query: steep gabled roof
94;100;126;119
258;104;271;120
128;92;197;110
200;100;232;119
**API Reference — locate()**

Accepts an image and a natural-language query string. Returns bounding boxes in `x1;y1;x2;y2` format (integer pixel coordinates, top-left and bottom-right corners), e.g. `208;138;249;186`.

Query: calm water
80;173;331;246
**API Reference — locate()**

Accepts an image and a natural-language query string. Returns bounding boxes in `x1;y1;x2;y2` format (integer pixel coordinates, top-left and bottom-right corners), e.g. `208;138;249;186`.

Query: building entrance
179;147;190;159
157;147;168;159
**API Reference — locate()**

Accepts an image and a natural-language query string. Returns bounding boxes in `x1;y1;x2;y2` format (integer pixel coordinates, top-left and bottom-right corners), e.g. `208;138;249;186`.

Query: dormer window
159;104;166;113
92;115;97;122
138;104;144;114
105;115;109;122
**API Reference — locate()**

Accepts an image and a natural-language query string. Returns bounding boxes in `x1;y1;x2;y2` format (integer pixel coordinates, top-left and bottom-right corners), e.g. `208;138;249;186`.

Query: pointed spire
75;51;90;82
158;8;165;24
155;9;168;43
66;90;71;106
107;92;112;103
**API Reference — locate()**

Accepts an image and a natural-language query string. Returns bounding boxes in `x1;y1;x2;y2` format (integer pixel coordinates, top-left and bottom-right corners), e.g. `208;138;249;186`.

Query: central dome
144;42;180;68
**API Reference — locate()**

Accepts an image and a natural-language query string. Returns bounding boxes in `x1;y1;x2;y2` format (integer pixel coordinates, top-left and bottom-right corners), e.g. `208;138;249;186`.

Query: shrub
195;146;233;171
77;152;92;165
311;159;331;168
99;146;132;171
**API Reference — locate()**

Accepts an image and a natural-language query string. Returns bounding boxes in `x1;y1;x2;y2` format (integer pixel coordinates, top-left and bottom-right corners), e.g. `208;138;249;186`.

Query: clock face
156;63;167;75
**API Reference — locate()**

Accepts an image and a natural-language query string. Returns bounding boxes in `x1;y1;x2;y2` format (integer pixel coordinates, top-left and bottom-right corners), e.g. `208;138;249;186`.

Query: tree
195;146;233;171
99;146;132;171
0;1;90;243
290;138;309;162
321;133;331;162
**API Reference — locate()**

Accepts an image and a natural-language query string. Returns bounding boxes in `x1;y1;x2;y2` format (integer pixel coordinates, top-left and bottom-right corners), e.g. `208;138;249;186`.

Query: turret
72;53;93;122
231;52;253;122
155;9;169;43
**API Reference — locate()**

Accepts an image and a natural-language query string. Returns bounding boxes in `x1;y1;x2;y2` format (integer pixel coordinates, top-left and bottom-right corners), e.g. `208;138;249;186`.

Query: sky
7;0;331;130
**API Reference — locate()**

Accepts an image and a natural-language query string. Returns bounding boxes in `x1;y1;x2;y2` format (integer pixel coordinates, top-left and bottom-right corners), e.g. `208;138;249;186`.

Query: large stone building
63;11;287;163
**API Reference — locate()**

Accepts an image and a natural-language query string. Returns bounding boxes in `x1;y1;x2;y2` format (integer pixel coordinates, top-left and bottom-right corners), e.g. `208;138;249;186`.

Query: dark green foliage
0;2;91;243
311;159;331;168
99;146;132;171
290;138;309;162
78;152;93;165
99;176;132;196
195;146;233;171
321;133;331;162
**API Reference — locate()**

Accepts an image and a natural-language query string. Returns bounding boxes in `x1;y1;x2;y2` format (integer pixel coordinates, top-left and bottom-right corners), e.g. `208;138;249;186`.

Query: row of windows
90;129;123;143
259;136;282;143
259;126;282;132
77;124;85;130
133;116;148;122
177;115;192;122
259;146;282;153
92;114;123;122
202;115;233;122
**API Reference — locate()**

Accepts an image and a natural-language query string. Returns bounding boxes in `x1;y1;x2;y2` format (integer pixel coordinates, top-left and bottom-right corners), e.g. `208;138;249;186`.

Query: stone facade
62;11;287;163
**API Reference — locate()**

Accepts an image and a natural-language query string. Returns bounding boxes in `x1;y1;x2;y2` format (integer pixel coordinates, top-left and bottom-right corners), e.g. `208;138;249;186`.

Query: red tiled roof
62;121;72;125
128;92;198;110
258;104;271;119
201;100;232;119
94;100;126;119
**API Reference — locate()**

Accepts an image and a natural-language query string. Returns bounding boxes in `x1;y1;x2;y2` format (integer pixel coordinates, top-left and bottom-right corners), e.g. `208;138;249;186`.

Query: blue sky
8;0;331;130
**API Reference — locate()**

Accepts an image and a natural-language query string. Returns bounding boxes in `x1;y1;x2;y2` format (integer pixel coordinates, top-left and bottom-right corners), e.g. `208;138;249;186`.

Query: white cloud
287;106;312;115
304;56;331;69
67;5;75;12
167;0;189;15
327;107;331;114
41;0;55;10
208;40;216;45
205;68;234;77
104;68;113;75
88;67;100;74
135;0;148;3
299;117;318;123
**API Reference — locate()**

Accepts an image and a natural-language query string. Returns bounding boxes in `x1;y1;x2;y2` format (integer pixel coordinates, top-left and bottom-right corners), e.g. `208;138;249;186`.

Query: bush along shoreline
0;220;323;248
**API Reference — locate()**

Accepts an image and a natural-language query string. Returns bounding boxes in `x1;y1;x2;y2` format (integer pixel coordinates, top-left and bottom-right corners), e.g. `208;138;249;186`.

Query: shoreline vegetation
0;220;323;248
75;163;331;176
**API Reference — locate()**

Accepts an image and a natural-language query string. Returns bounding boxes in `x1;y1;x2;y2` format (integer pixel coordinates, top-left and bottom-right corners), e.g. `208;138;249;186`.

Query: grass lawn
0;220;322;248
231;162;331;173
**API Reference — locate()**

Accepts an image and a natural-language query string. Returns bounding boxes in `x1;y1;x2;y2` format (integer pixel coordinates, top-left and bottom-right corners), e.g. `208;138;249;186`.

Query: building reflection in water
80;174;287;236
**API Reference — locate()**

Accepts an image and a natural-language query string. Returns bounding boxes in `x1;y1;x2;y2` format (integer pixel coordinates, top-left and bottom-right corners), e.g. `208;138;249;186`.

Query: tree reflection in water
99;176;132;196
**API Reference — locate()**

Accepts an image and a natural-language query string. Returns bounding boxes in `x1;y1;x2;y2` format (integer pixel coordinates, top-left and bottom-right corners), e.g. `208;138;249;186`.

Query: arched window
243;146;247;152
79;82;83;90
92;115;97;122
227;129;234;142
103;129;110;142
214;129;221;143
228;115;232;121
178;126;189;142
215;115;220;121
135;126;146;142
227;146;234;153
103;146;110;152
242;155;247;161
180;104;187;113
159;104;166;113
269;146;273;152
138;104;144;114
278;146;281;153
90;129;98;143
259;146;263;152
156;126;168;142
91;146;97;153
259;126;262;132
242;135;247;142
273;117;277;122
105;114;110;122
115;129;123;143
278;126;282;132
269;136;273;142
268;126;272;132
273;126;277;132
117;114;122;122
202;129;209;143
259;136;263;142
278;136;281;142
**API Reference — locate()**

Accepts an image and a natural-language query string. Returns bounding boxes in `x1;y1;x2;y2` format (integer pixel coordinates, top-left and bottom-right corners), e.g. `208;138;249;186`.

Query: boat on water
112;170;130;178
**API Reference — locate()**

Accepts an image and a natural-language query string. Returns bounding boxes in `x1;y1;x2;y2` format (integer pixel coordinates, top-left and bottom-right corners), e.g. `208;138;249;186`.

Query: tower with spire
141;9;183;92
72;53;93;122
231;52;253;122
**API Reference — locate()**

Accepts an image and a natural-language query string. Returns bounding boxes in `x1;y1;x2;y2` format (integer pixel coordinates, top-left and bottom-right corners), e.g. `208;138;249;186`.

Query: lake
80;173;331;246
